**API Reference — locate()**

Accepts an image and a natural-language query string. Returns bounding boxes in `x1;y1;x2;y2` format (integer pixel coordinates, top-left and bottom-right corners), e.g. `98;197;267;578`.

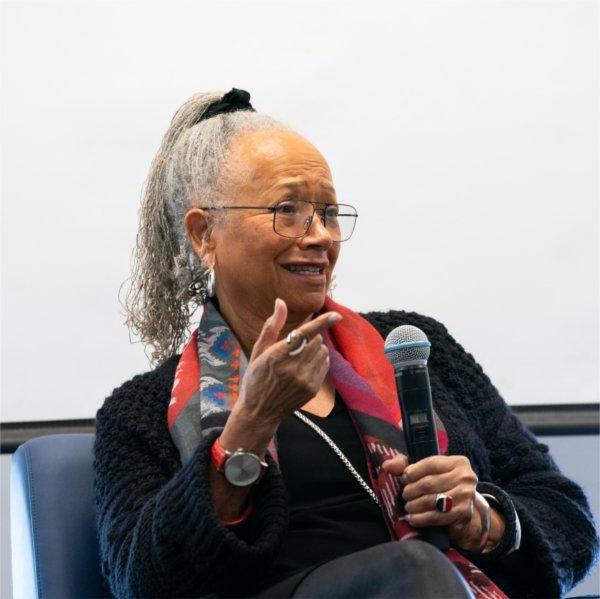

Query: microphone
384;324;449;550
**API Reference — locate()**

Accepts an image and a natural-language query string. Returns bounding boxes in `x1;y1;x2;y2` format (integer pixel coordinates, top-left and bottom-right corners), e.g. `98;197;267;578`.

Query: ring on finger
288;338;307;356
435;493;453;513
287;330;308;356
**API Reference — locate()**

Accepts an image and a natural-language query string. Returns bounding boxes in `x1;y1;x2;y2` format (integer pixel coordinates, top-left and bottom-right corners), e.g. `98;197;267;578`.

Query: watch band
210;436;268;485
210;435;232;471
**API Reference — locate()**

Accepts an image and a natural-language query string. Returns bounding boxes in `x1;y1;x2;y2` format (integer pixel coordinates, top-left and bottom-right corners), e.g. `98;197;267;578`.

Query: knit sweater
93;309;599;599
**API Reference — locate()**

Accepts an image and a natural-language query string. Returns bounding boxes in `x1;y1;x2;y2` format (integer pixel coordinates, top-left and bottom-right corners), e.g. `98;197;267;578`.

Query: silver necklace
293;410;380;507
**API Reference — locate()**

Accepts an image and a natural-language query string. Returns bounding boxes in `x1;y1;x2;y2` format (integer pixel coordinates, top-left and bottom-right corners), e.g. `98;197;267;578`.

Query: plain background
1;2;598;420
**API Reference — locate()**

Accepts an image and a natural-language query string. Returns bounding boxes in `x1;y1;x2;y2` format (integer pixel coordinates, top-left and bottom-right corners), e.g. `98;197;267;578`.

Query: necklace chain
293;410;380;507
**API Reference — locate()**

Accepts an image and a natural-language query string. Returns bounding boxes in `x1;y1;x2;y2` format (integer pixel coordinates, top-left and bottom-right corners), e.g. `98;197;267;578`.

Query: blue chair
10;434;111;599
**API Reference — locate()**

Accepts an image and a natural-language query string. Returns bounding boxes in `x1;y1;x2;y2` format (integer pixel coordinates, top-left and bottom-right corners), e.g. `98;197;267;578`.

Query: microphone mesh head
384;325;431;366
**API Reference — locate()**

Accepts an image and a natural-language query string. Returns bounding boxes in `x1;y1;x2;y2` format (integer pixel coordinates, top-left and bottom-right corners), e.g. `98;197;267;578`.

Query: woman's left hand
381;454;499;551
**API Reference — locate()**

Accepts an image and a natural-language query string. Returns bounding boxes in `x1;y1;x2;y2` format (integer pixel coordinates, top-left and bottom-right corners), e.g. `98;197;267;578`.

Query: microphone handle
396;365;450;550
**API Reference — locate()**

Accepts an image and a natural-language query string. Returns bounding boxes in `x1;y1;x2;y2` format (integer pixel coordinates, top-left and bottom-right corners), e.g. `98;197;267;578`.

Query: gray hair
121;91;289;365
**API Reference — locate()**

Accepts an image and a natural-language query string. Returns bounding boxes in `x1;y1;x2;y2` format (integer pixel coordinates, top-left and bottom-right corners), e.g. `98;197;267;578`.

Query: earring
188;268;215;304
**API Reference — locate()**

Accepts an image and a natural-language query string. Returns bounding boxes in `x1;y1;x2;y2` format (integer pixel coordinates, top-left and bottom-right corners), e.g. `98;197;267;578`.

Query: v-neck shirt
255;391;391;590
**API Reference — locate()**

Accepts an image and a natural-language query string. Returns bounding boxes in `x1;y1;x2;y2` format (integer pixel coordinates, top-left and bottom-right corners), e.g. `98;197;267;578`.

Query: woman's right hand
232;298;342;430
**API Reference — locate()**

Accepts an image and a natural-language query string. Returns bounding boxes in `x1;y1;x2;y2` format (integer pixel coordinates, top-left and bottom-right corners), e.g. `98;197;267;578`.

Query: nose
298;213;333;249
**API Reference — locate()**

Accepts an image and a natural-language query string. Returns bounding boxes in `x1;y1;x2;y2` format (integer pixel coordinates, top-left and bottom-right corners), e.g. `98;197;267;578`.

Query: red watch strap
210;436;229;471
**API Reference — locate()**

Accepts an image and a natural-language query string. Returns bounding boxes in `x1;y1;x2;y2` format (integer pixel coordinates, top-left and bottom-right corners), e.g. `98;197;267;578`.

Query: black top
255;392;391;590
93;309;599;598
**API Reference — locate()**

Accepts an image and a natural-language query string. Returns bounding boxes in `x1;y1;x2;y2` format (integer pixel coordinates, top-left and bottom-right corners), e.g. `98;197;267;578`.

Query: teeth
288;265;322;274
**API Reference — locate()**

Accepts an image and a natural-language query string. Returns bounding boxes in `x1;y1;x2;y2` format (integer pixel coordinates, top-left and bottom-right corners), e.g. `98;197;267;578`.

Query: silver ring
287;330;308;356
288;338;307;356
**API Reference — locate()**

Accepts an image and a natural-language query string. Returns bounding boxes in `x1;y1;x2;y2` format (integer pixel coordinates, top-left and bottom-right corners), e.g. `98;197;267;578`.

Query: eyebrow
273;180;336;194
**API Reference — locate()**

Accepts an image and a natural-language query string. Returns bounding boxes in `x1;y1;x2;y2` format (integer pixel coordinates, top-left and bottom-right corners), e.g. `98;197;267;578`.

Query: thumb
250;298;287;361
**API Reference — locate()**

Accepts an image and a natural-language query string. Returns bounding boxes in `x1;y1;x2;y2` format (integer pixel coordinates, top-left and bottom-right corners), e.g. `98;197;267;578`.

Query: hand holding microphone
380;325;492;552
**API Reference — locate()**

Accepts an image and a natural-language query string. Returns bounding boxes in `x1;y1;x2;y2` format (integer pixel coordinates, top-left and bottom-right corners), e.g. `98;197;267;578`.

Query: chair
10;434;111;599
10;433;598;599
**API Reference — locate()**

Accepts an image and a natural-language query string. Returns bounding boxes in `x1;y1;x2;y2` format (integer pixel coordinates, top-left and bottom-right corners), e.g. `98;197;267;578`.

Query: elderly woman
94;89;598;599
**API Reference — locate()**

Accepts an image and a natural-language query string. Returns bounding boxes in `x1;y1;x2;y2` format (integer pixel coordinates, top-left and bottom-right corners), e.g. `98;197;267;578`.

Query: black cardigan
93;309;599;598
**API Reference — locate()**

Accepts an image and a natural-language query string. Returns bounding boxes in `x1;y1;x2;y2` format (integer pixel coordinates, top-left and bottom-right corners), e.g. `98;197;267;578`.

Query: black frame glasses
199;199;358;242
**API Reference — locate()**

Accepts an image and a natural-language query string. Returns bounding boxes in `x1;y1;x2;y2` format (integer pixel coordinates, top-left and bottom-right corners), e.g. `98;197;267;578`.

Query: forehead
227;129;334;197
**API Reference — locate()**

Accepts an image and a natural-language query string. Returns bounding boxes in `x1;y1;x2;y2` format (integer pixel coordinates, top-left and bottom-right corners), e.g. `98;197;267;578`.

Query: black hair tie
198;88;255;123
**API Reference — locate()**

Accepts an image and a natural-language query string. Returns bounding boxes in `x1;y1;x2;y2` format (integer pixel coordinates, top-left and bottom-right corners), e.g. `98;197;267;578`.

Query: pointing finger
295;311;342;342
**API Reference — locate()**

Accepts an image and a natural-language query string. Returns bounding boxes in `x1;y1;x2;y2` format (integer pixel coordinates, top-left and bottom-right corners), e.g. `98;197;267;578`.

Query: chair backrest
10;433;112;599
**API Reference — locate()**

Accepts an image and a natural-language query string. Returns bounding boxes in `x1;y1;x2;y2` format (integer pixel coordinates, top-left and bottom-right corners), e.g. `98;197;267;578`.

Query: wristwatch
210;436;268;487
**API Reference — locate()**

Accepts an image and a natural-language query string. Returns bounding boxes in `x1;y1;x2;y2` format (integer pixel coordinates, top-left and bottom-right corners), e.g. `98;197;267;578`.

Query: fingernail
328;313;342;325
400;474;408;485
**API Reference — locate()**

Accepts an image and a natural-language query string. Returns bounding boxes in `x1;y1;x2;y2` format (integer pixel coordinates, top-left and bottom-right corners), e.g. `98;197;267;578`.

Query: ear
184;208;217;267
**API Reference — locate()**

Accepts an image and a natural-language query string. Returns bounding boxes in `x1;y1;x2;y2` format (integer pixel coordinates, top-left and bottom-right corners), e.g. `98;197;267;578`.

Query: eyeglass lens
273;200;357;241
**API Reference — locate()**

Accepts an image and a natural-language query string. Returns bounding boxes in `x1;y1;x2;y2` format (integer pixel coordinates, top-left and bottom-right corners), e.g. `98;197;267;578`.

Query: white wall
1;0;597;422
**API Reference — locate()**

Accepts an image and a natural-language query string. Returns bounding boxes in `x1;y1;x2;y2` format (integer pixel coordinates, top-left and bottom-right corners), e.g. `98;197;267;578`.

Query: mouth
281;263;328;282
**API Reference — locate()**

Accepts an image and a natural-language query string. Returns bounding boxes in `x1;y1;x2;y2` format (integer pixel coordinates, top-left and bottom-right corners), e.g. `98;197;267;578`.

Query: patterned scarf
168;298;508;599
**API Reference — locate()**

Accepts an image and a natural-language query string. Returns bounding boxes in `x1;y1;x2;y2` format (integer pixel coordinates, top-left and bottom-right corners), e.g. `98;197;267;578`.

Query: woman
94;89;598;599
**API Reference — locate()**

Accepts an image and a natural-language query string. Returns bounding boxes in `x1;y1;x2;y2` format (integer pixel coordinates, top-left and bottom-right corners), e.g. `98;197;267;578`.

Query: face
188;128;341;321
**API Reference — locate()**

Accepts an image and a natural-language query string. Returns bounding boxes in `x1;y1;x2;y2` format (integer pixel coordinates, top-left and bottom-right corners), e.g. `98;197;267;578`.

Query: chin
285;292;327;316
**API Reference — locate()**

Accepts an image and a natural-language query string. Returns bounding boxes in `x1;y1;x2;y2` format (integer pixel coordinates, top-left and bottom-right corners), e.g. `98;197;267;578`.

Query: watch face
224;452;261;487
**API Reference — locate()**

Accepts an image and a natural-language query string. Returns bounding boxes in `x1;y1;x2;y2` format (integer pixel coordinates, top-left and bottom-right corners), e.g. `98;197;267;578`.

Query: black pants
252;540;475;599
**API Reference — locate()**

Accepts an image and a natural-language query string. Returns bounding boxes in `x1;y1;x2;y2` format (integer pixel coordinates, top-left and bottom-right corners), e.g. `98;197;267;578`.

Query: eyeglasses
199;199;358;242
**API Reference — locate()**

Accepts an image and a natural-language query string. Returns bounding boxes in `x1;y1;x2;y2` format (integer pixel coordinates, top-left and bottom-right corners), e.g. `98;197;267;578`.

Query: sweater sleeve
435;321;599;599
93;371;289;599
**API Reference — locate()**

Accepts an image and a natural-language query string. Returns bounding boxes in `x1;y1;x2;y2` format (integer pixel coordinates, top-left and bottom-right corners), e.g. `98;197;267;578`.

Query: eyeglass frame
197;199;358;242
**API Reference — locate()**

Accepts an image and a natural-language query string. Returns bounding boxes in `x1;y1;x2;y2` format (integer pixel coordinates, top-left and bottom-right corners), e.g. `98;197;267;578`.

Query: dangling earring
188;267;215;304
327;273;337;298
205;267;215;299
